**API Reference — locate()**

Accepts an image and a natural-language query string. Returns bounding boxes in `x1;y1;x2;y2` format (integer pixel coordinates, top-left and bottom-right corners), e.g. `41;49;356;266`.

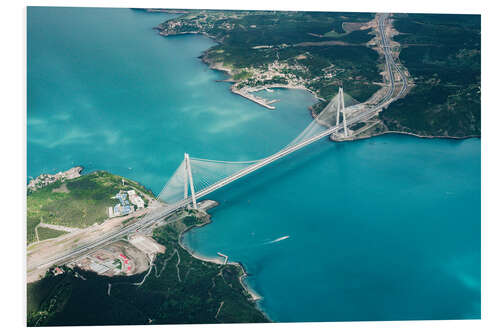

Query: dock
217;252;229;265
231;88;276;110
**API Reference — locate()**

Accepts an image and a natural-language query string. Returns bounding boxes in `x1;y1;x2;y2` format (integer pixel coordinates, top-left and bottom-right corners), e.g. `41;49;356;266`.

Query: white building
127;190;145;209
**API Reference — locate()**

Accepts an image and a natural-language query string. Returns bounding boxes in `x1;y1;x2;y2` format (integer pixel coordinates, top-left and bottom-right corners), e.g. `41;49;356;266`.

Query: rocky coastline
178;203;266;307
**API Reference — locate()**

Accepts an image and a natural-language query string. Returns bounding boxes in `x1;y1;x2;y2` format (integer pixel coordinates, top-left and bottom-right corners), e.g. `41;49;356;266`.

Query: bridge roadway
192;14;409;201
34;13;407;270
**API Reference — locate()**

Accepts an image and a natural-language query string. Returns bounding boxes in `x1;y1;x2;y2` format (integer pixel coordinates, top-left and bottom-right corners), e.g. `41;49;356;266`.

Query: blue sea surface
27;7;315;188
186;136;480;321
28;7;480;322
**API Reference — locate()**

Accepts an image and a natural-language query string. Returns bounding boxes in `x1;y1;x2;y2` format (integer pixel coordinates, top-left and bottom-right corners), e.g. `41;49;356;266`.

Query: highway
33;13;408;271
379;13;408;100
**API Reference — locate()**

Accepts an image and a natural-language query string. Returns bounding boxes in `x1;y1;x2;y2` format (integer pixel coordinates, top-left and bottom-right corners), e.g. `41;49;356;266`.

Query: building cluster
28;166;83;191
127;190;145;209
73;246;134;277
52;266;64;276
71;237;165;278
107;189;145;218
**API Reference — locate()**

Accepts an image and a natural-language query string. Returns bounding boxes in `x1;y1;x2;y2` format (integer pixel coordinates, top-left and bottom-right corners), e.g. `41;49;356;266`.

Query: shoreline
202;54;325;109
156;16;478;144
332;129;481;143
247;84;325;102
371;130;481;141
194;36;326;109
177;206;265;306
230;87;276;110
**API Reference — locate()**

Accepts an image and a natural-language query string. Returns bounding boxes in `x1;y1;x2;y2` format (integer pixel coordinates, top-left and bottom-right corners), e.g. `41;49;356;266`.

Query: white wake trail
265;235;290;244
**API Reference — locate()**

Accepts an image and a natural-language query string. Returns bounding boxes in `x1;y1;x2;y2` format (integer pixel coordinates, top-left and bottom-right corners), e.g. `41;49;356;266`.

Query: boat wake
265;235;290;245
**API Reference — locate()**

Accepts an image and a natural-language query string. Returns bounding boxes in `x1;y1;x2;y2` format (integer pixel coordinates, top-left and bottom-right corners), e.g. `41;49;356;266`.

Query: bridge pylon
336;86;342;127
335;86;348;137
184;153;198;209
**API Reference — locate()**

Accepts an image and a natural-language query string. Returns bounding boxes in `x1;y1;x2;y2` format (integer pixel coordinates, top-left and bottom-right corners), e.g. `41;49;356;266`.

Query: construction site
70;236;165;277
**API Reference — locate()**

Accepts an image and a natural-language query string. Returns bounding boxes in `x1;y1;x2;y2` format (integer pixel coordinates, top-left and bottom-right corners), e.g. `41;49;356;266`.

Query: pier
231;87;276;110
217;252;229;264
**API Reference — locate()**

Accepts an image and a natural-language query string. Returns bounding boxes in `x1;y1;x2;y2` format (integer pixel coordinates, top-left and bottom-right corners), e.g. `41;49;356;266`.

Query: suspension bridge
34;13;408;270
154;13;408;211
157;86;362;209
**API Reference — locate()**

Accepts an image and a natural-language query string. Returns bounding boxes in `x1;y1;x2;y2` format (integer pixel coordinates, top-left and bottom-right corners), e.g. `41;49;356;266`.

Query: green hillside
27;171;154;244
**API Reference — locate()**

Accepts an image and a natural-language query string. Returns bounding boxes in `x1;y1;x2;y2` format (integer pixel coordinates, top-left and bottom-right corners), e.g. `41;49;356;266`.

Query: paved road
378;13;408;100
33;13;408;271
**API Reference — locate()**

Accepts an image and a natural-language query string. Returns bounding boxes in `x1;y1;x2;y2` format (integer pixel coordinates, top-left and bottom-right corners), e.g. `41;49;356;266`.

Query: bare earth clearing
27;200;162;282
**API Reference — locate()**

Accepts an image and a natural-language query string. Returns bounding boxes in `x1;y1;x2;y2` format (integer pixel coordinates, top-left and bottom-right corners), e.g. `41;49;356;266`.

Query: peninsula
27;168;268;326
154;10;480;140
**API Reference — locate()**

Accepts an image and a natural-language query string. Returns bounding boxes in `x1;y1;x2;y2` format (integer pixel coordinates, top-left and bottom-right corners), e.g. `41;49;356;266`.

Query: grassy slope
27;212;268;326
37;227;68;241
381;14;480;136
27;171;154;244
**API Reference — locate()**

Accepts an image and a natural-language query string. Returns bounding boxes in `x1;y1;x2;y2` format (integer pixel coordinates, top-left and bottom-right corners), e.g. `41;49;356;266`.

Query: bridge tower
335;86;348;137
184;153;198;209
336;86;342;127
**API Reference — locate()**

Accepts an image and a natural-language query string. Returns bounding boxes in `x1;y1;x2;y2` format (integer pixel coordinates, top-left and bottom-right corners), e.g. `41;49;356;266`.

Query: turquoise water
28;7;480;322
28;7;316;189
186;136;480;321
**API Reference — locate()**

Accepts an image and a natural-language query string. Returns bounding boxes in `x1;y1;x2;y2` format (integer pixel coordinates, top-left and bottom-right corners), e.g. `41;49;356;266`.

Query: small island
27;168;269;326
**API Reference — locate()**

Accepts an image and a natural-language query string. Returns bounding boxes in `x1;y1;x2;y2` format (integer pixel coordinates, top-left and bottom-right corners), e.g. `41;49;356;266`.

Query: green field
27;210;268;326
27;171;154;244
37;227;68;242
